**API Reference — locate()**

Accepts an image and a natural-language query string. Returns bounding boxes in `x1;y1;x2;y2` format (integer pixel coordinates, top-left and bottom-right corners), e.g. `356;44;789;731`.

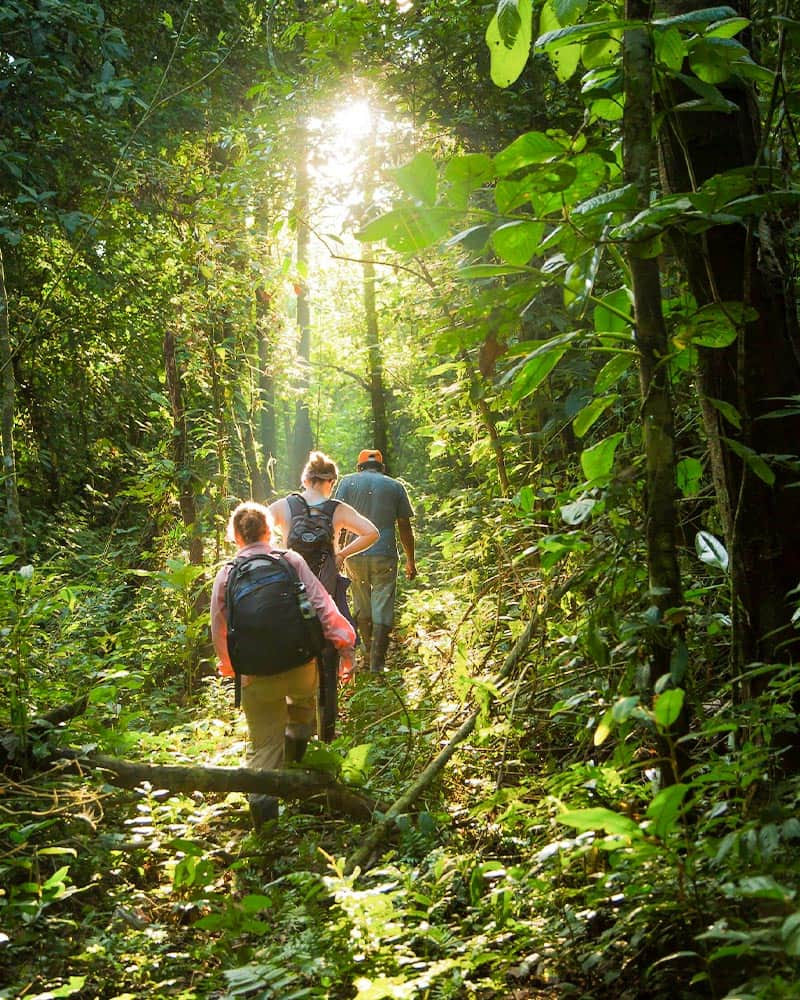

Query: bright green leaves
581;432;624;481
538;1;581;82
573;394;618;438
486;0;533;88
445;154;495;209
502;333;578;403
654;27;686;71
559;807;640;837
394;151;438;206
357;207;454;253
676;456;703;497
494;131;567;175
673;301;756;350
654;687;684;729
491;221;545;266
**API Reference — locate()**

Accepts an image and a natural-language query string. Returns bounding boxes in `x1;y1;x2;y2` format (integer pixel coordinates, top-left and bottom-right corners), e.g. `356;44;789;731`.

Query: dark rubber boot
356;617;372;671
249;793;279;830
285;734;309;764
371;624;391;673
317;644;338;743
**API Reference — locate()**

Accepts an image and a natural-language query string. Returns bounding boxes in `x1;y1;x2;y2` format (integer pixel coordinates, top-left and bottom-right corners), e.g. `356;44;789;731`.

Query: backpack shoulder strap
287;493;311;517
271;549;299;580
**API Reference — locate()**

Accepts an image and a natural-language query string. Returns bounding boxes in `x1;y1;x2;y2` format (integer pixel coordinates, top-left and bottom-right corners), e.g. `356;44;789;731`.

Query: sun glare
309;98;375;200
332;99;372;140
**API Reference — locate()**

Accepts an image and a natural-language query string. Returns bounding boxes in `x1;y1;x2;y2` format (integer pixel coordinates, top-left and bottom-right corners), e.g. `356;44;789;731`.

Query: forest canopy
2;1;800;998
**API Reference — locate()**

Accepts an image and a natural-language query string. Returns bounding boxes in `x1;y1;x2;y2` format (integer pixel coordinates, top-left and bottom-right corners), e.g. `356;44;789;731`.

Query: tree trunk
0;247;24;554
256;286;278;496
362;249;390;466
624;0;686;779
656;0;800;674
163;328;204;566
290;125;314;487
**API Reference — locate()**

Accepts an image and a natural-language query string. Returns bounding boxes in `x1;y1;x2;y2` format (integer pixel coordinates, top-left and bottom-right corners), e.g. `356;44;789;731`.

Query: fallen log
56;751;376;821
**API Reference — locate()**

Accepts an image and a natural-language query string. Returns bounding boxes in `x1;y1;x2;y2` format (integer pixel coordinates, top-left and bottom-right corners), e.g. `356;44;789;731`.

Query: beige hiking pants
240;660;318;771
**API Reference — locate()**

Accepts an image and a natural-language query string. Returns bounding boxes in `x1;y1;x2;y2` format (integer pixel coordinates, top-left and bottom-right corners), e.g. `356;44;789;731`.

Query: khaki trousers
240;660;318;771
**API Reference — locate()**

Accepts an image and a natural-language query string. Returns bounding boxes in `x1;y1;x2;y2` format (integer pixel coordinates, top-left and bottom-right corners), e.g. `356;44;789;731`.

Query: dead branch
345;571;588;874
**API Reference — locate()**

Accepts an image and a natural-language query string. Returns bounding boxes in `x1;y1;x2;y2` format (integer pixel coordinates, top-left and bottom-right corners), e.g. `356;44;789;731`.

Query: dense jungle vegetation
2;0;800;997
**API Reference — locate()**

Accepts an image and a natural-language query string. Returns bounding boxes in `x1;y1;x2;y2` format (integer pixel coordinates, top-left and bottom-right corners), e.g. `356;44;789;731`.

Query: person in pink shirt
211;501;355;827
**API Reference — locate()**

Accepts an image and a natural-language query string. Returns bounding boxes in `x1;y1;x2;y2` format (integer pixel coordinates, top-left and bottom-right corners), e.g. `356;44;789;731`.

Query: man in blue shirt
335;449;417;673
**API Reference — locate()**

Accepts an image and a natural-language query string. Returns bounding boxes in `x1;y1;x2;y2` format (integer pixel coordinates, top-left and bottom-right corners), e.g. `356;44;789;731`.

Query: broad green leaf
445;224;491;251
486;0;533;88
492;220;545;265
593;708;614;745
730;57;774;86
735;876;795;901
393;152;438;206
612;695;640;723
706;396;742;429
676;456;703;497
695;530;729;571
495;174;539;213
653;6;738;29
671;637;689;684
356;206;453;253
552;0;588;24
688;36;748;84
580;432;624;481
670;71;739;112
508;347;569;403
496;0;523;43
536;17;632;51
581;32;621;70
653;687;685;729
564;249;602;311
459;263;533;278
572;394;618;438
341;743;372;785
593;287;633;335
594;352;632;392
506;331;580;357
564;151;609;202
654;26;687;70
588;96;625;121
646;783;689;840
539;0;582;80
494;130;565;176
674;302;742;348
572;183;637;218
705;15;750;38
558;807;641;836
781;913;800;957
722;437;776;486
445;153;496;207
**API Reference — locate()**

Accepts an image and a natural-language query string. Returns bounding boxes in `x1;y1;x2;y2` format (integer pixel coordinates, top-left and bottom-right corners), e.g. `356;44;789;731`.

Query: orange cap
357;449;383;466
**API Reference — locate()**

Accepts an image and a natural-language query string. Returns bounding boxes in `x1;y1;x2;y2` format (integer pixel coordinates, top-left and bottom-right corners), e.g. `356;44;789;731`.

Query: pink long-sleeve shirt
211;542;355;681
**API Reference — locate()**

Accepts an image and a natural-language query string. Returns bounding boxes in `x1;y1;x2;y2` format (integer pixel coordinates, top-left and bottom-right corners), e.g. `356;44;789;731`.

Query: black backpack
285;495;339;590
224;551;324;706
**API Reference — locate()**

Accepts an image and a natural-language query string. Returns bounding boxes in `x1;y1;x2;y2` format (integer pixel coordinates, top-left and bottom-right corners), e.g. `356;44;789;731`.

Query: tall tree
290;124;314;486
655;0;800;675
0;248;23;553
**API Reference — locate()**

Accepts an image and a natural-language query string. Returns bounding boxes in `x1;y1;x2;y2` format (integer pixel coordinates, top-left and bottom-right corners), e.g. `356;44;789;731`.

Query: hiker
211;500;355;828
268;451;379;738
335;449;416;673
